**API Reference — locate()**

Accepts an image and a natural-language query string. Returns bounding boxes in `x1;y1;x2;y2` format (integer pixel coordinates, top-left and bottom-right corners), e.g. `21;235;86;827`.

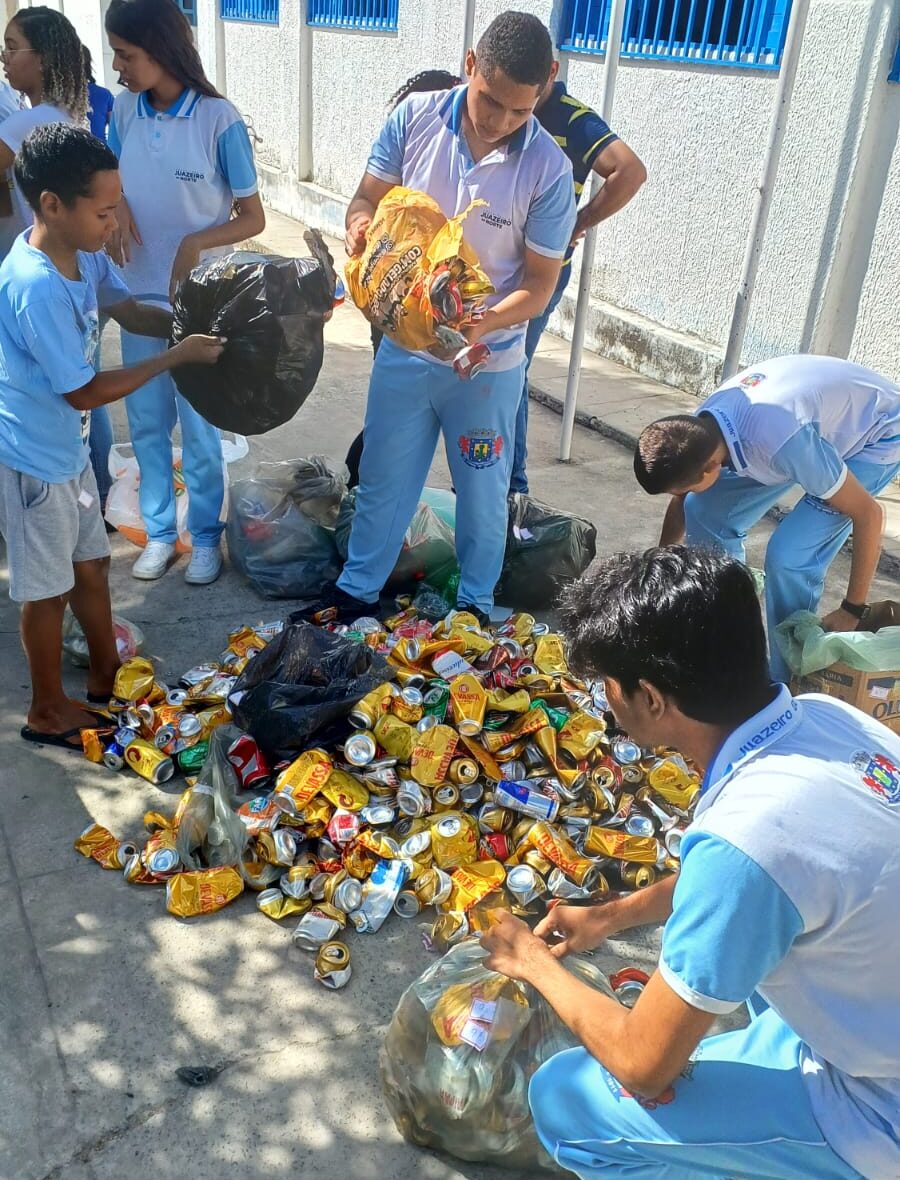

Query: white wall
70;0;900;390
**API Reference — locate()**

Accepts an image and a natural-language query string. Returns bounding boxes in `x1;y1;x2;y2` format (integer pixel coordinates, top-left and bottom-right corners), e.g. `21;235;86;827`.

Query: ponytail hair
12;7;89;123
388;69;461;111
105;0;220;99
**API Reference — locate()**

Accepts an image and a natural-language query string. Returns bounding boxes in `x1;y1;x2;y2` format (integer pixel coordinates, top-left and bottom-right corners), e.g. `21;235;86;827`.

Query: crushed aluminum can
227;734;271;789
625;813;656;839
393;889;421;918
414;866;453;906
350;858;409;933
505;864;546;905
343;732;377;767
493;781;559;823
291;908;343;950
397;780;431;817
453;341;491;379
609;966;650;1008
326;809;361;846
314;940;352;989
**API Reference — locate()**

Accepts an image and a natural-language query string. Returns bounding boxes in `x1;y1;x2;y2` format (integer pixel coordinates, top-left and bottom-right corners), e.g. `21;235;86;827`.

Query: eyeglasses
0;48;39;60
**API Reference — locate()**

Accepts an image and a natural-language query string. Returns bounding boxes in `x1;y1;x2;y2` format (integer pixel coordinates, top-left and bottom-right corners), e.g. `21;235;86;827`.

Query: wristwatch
840;598;871;622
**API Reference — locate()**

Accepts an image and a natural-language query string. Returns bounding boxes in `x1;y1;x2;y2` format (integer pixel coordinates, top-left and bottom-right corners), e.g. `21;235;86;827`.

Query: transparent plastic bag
226;456;345;599
776;610;900;676
175;726;249;871
62;607;145;668
335;488;457;591
380;938;616;1171
105;436;248;553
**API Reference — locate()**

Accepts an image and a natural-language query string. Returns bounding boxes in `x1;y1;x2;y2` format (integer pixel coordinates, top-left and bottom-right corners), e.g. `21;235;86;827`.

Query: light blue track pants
338;337;523;612
529;1007;863;1180
682;458;900;682
121;331;225;547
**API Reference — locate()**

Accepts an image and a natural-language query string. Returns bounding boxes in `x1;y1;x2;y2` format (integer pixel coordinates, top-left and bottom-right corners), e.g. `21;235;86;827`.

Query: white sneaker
185;545;223;585
132;540;176;580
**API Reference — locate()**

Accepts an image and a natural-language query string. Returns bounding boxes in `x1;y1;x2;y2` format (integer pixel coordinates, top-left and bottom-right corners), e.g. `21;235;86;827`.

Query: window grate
307;0;399;32
220;0;279;24
559;0;792;70
176;0;197;25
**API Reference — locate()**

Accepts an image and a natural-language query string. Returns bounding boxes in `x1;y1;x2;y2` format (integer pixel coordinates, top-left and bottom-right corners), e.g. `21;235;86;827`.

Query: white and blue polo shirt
366;86;575;372
661;684;900;1178
698;354;900;500
109;88;257;305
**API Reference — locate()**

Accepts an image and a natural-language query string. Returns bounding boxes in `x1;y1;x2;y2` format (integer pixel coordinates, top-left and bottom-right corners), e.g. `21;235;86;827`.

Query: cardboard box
794;663;900;733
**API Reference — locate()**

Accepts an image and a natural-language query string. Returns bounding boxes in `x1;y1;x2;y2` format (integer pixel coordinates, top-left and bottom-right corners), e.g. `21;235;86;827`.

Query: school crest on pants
458;429;504;469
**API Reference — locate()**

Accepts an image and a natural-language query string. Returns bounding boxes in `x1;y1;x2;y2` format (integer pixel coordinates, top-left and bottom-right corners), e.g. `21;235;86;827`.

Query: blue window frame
307;0;398;31
220;0;279;23
889;32;900;82
176;0;197;24
559;0;792;70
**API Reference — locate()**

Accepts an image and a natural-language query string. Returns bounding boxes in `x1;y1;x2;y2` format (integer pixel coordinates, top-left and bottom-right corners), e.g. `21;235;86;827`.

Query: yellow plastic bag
345;186;493;355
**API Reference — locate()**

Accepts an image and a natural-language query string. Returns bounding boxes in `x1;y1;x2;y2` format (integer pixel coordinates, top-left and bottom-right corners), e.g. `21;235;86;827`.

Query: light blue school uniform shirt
366;86;575;372
0;231;130;482
109;88;258;305
699;354;900;500
661;684;900;1179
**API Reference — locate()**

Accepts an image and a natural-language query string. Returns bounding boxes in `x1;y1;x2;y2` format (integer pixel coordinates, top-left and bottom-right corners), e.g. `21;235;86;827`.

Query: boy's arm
64;335;225;411
105;298;172;339
463;247;563;341
346;173;394;257
659;494;687;545
820;473;885;631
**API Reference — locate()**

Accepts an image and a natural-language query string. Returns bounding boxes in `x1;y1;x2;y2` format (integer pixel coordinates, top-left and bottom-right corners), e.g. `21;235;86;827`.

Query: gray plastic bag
175;726;249;870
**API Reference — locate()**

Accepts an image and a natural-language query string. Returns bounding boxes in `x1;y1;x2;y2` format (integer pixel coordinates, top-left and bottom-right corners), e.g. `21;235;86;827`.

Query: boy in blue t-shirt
0;123;224;749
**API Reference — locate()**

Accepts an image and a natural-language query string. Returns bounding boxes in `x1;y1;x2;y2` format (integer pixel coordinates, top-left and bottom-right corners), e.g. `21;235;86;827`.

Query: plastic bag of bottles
175;726;249;871
170;232;337;435
380;938;616;1171
226;457;346;600
335;488;457;591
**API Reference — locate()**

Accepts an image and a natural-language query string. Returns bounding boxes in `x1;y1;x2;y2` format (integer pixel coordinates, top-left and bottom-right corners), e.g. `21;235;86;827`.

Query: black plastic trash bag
230;622;394;759
226;457;346;600
496;494;597;609
170;230;336;435
335;488;457;592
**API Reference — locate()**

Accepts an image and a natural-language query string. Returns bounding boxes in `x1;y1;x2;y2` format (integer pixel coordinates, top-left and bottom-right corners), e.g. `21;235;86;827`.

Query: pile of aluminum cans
74;605;700;989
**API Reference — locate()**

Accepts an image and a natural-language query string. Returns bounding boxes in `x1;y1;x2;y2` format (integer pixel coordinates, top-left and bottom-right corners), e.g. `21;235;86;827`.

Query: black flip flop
20;725;88;752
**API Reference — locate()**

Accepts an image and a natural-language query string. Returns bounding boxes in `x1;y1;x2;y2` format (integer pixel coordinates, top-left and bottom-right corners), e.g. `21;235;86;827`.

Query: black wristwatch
840;598;871;622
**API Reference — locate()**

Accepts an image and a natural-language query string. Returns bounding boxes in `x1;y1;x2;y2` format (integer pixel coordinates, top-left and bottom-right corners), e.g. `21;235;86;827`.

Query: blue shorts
529;1008;863;1180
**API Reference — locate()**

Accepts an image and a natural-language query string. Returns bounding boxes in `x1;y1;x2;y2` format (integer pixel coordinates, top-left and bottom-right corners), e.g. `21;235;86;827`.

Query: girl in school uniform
105;0;264;585
0;7;88;259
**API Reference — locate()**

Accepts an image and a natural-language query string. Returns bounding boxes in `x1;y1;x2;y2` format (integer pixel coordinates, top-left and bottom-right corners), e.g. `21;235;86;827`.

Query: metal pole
558;0;627;462
298;17;313;181
722;0;812;378
460;0;475;77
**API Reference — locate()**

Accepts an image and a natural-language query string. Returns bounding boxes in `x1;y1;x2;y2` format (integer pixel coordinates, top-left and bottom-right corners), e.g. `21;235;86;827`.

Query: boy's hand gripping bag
344;187;494;356
379;938;618;1172
170;230;337;435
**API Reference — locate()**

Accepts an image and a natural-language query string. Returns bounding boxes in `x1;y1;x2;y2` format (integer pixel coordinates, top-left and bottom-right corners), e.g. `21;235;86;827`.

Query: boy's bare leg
21;595;99;737
69;556;120;699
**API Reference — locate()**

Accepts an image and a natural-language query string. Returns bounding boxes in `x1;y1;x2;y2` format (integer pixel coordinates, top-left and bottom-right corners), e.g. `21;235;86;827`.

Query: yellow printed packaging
113;657;157;703
74;823;123;870
444;858;506;913
276;748;333;809
81;728;110;764
431;972;527;1047
166;867;244;917
344;186;494;355
373;713;417;762
322;768;369;812
410;724;458;786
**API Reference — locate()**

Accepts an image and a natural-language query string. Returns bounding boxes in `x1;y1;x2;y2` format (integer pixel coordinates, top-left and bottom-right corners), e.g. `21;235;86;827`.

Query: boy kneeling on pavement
0;124;223;749
483;547;899;1180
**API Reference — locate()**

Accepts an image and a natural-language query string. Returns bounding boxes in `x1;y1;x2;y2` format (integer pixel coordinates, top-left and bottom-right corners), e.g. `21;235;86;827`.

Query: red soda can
227;734;271;789
326;809;361;847
453;342;491;380
479;832;513;862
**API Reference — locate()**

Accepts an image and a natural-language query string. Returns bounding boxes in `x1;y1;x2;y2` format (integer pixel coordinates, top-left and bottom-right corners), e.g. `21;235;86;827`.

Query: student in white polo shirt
105;0;264;586
315;11;575;624
481;546;899;1180
633;354;900;680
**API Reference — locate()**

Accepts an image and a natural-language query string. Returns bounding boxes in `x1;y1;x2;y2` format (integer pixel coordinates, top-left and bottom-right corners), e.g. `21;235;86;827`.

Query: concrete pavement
1;261;898;1180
